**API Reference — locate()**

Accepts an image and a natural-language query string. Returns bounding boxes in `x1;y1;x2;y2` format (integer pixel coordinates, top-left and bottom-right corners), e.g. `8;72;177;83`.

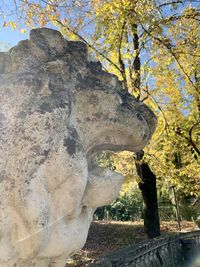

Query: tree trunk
135;151;161;238
131;23;160;238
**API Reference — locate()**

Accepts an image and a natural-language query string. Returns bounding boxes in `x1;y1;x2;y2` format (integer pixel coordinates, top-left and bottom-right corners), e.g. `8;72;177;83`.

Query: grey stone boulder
0;28;157;267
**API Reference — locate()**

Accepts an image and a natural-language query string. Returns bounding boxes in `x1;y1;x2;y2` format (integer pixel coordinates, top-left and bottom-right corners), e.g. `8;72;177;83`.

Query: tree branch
131;23;141;99
189;122;200;156
125;26;134;90
118;20;128;91
174;123;200;156
136;18;200;95
157;1;184;8
55;19;122;74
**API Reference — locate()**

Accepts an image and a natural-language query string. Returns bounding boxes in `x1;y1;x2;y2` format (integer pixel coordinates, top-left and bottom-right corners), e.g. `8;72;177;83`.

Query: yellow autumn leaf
9;21;16;30
20;29;26;34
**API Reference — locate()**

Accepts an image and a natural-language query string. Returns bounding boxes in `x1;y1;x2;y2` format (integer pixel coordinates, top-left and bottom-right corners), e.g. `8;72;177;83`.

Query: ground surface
65;220;199;267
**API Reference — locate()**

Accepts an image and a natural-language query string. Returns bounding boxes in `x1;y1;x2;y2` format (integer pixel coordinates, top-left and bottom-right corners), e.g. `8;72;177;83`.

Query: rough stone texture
0;28;157;267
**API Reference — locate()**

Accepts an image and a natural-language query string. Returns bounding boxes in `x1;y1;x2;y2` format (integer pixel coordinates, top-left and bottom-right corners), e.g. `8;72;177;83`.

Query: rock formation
0;28;156;267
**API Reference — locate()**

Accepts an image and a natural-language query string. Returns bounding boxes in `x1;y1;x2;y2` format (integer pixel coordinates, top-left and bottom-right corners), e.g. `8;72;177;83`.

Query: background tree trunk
135;151;161;238
131;24;160;238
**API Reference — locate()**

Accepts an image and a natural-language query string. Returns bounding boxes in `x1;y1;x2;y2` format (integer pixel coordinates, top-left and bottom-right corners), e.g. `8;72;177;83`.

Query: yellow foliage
9;21;16;30
20;29;26;34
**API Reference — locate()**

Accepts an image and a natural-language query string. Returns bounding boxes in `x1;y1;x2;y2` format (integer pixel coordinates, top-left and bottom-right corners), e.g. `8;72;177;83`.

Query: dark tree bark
135;151;161;238
131;23;160;238
132;23;141;97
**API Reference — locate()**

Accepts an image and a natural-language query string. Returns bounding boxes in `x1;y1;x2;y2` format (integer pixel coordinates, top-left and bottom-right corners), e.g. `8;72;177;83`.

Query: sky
0;0;28;49
0;18;29;49
0;0;87;50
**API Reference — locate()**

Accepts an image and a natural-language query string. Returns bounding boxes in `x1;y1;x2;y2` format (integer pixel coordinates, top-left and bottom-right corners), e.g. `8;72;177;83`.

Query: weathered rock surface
0;28;157;267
